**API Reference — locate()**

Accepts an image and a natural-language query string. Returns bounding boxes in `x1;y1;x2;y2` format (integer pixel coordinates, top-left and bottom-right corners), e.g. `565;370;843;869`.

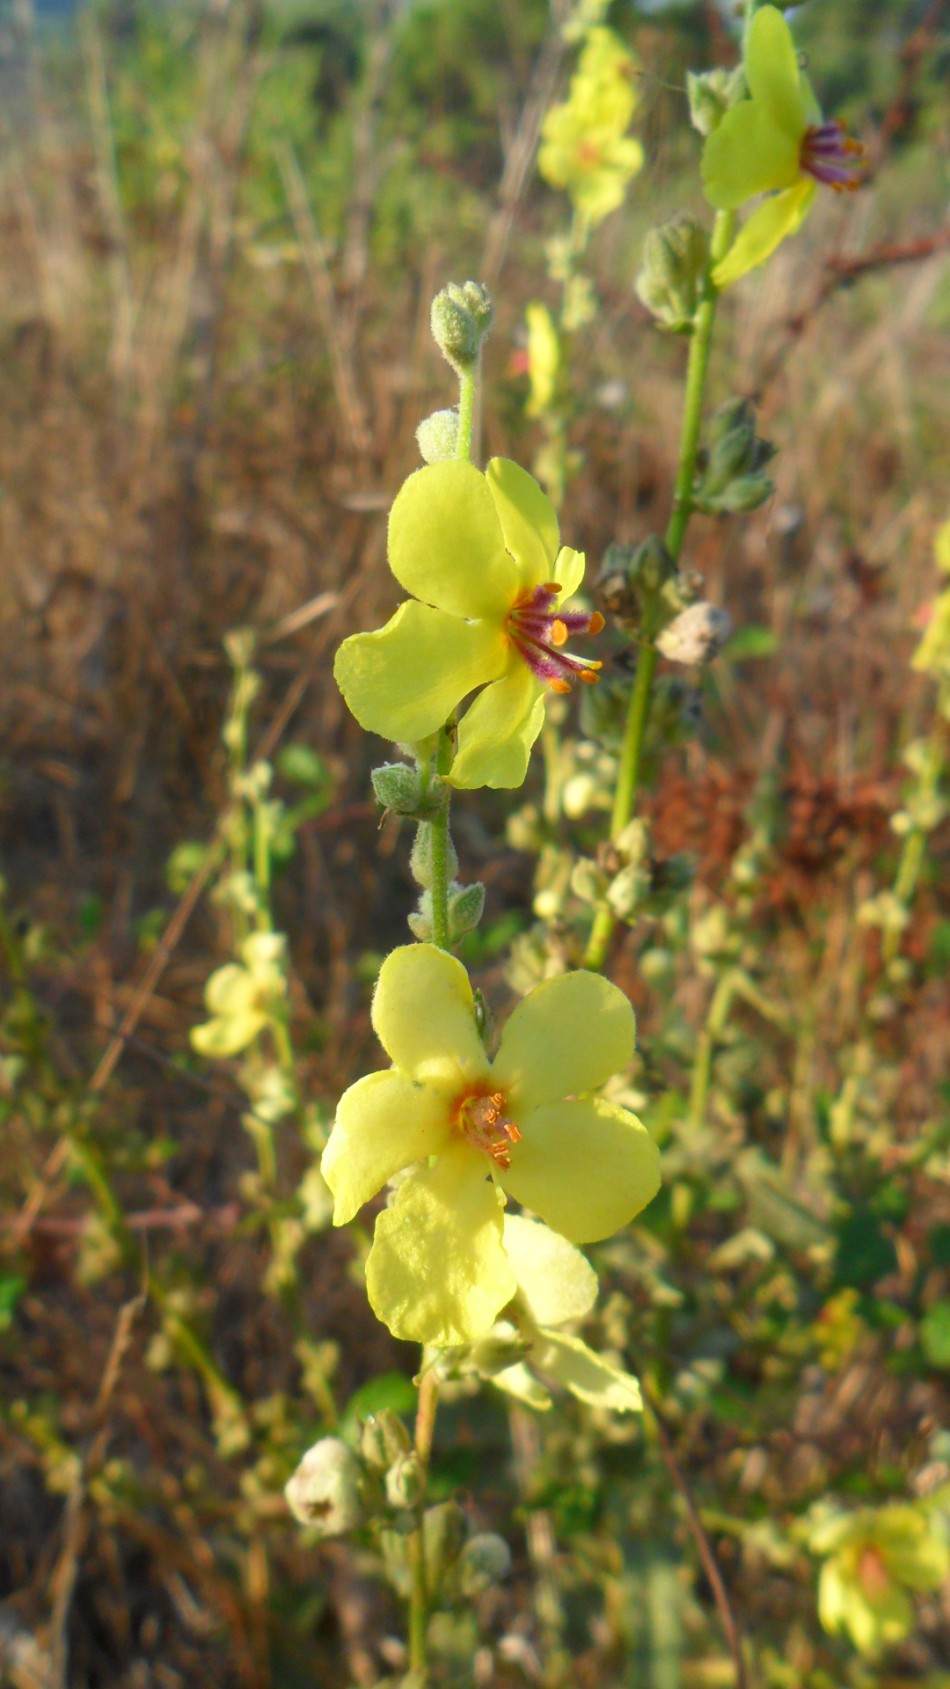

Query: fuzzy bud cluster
430;281;494;374
656;602;732;666
636;215;709;334
693;397;775;515
371;763;448;821
686;65;747;137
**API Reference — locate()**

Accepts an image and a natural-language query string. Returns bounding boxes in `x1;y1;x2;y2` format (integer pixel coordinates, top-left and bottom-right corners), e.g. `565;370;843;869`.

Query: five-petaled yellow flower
703;5;867;290
538;26;644;230
334;458;603;791
321;944;661;1346
812;1505;950;1657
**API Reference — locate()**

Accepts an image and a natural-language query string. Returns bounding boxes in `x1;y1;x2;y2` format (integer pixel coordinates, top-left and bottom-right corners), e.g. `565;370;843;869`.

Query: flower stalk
408;1358;441;1681
584;207;735;971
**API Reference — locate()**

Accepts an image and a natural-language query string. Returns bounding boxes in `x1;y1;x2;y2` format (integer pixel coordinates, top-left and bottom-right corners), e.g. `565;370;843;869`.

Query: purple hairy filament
507;583;605;695
800;121;867;192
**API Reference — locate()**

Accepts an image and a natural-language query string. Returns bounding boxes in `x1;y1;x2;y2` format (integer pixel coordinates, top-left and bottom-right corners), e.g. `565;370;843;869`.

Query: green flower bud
371;763;448;820
448;880;486;941
385;1452;426;1511
407;891;434;943
636;216;708;334
423;1501;468;1595
416;408;459;464
285;1438;364;1536
656;603;732;665
596;542;641;629
607;863;650;922
359;1409;411;1471
706;473;774;514
410;824;458;890
686;65;746;137
571;857;609;906
455;1533;512;1596
430;281;494;373
635;533;675;593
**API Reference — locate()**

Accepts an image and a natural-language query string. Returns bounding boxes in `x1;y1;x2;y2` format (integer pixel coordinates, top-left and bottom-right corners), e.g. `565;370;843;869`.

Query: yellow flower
191;933;287;1058
334;458;602;790
539;27;643;229
702;6;867;289
811;1505;950;1656
322;945;661;1347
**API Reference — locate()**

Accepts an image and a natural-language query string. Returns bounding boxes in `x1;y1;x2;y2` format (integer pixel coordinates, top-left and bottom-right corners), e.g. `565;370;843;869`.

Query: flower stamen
507;585;604;694
800;121;867;192
455;1087;522;1170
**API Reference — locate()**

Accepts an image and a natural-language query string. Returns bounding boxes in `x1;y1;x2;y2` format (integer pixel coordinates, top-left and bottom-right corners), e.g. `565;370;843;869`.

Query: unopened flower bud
359;1409;411;1471
430;281;494;373
607;863;650;922
636;216;708;333
424;1501;468;1593
371;763;447;820
385;1452;426;1511
448;880;486;941
285;1438;363;1536
416;408;459;463
455;1532;512;1596
571;857;609;906
410;824;458;890
596;542;641;628
407;891;434;942
657;603;732;665
686;65;746;137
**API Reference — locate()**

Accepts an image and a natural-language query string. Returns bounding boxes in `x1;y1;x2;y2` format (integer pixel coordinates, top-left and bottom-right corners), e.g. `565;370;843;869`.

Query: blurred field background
1;0;950;1684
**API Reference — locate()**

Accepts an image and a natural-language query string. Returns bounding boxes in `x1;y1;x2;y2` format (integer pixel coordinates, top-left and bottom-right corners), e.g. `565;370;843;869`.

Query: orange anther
588;611;605;634
550;619;569;647
550;678;572;695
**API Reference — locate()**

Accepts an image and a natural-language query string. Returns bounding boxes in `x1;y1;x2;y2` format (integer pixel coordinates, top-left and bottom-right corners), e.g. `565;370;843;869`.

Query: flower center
454;1086;522;1170
857;1545;890;1599
800;121;867;192
507;583;604;695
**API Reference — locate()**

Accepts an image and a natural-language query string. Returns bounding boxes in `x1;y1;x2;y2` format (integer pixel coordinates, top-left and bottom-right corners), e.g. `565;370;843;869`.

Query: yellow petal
321;1069;452;1226
334;602;506;744
744;5;808;138
713;179;816;289
702;101;802;210
485;457;560;587
372;944;490;1090
365;1146;516;1345
204;963;257;1017
190;1008;265;1058
501;1098;661;1244
503;1214;597;1327
450;663;546;790
555;545;585;602
492;970;635;1113
533;1330;643;1412
491;1362;553;1411
388;461;521;621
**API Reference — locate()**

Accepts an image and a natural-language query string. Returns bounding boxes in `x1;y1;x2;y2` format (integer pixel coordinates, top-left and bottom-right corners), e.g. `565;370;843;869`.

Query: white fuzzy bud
285;1438;363;1536
657;603;732;666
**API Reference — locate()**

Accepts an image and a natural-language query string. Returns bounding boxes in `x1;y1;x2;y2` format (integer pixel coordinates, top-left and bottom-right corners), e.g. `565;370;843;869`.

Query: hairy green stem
428;728;454;951
408;1358;440;1681
583;209;735;972
456;361;477;463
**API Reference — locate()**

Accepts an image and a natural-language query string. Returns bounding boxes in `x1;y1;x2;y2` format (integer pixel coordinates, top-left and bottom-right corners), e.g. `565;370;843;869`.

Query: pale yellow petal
744;5;808;138
501;1098;661;1244
372;944;490;1089
485;458;560;587
713;179;816;289
503;1214;597;1327
366;1146;516;1345
533;1330;643;1412
321;1069;452;1226
450;663;546;791
388;461;521;621
492;970;635;1113
334;602;506;744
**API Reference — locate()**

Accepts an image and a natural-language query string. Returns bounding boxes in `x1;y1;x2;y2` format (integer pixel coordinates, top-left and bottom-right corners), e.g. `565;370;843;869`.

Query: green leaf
0;1273;26;1331
725;624;780;660
921;1302;950;1370
341;1370;417;1435
833;1208;898;1290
